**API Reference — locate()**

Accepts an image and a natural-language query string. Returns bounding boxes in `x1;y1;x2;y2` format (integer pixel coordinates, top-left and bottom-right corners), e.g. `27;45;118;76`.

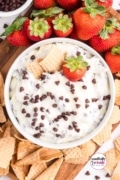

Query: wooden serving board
0;6;120;180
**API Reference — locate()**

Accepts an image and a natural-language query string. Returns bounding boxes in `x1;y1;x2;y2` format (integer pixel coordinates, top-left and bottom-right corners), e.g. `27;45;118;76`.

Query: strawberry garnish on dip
73;0;106;41
89;17;120;52
27;17;52;41
62;55;88;82
52;13;73;37
105;45;120;73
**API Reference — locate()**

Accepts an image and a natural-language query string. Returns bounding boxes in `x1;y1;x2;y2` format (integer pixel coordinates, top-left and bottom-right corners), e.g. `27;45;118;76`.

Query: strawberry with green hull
27;17;52;42
62;55;88;82
52;13;73;37
56;0;80;11
89;17;120;52
73;0;106;41
33;0;56;9
105;45;120;73
0;17;31;46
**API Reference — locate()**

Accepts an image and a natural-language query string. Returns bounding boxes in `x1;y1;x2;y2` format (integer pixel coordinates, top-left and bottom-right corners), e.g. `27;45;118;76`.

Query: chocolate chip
36;84;40;89
76;51;81;56
26;113;31;117
85;171;90;175
70;84;74;89
40;130;44;134
92;98;98;102
41;115;45;120
19;86;24;92
85;99;90;103
103;95;111;100
33;133;41;138
21;108;26;113
40;74;46;80
23;101;28;105
65;81;70;86
98;105;103;109
105;173;111;177
65;111;71;116
33;112;38;117
95;175;100;180
68;125;73;130
92;78;96;84
30;55;36;60
3;23;8;28
40;107;45;112
82;85;87;89
52;104;57;108
34;107;38;112
76;104;80;108
35;126;40;130
56;134;60;137
85;104;89;108
39;123;44;127
74;97;78;102
71;89;75;94
55;81;60;85
75;128;80;132
53;127;58;132
71;111;77;115
59;96;64;100
24;95;29;100
65;98;69;102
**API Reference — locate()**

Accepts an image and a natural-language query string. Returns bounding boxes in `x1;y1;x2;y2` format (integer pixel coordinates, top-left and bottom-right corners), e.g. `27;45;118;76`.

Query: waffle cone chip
39;147;63;161
40;44;65;72
114;136;120;153
108;105;120;124
11;160;29;180
0;104;6;123
25;162;47;180
111;162;120;180
0;72;5;106
0;136;15;169
35;157;63;180
17;141;39;160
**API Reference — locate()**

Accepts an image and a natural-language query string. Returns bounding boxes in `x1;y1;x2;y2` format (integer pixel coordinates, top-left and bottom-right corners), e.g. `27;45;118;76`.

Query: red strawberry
73;0;106;41
52;14;73;37
0;17;31;46
105;45;120;73
7;30;31;46
27;17;52;41
62;55;88;82
33;0;56;9
89;17;120;52
96;0;113;8
56;0;80;11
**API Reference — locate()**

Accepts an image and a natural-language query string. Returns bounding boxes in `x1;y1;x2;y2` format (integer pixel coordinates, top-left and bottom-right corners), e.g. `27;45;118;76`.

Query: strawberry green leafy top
111;45;120;55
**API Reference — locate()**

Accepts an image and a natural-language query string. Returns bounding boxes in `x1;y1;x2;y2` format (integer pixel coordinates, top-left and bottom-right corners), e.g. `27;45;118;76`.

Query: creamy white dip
9;42;111;143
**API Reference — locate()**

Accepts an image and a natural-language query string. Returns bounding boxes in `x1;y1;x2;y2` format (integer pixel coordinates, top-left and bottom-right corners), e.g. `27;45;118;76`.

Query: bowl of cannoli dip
4;38;115;149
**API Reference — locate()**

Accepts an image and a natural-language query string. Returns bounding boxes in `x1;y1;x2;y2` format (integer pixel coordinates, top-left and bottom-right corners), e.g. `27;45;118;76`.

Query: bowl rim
0;0;33;17
4;37;115;149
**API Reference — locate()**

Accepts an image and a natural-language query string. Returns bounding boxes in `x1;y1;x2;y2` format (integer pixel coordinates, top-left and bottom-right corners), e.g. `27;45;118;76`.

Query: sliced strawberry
52;14;73;37
105;45;120;73
62;55;88;82
27;17;52;41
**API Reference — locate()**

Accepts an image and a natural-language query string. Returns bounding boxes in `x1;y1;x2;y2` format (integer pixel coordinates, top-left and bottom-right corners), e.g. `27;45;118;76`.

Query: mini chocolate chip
33;133;41;138
19;86;24;92
24;95;29;100
55;81;60;85
75;128;80;132
33;112;38;117
21;108;26;113
87;66;90;70
76;51;81;56
92;78;96;84
39;123;44;127
68;125;73;130
65;111;71;116
53;127;58;132
35;126;40;130
30;98;35;103
56;134;60;137
26;113;31;117
95;175;100;180
98;105;103;109
92;98;98;102
65;98;69;102
30;55;36;60
50;94;55;99
3;23;8;28
40;74;46;80
41;115;45;120
59;96;64;100
85;104;89;108
74;97;78;102
34;107;38;112
71;89;75;94
105;173;111;177
85;171;90;175
40;107;45;112
82;85;87;89
71;111;77;115
85;99;90;103
36;84;40;89
31;122;36;126
70;84;74;89
76;104;80;108
40;130;44;133
23;101;28;105
62;115;68;121
52;104;57;108
66;81;70;86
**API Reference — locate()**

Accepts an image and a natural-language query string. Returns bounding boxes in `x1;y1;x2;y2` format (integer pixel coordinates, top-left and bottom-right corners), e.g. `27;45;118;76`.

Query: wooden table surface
0;5;120;180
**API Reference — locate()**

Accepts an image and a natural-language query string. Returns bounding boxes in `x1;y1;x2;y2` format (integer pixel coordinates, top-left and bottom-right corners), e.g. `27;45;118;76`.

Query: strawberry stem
64;55;88;72
111;45;120;55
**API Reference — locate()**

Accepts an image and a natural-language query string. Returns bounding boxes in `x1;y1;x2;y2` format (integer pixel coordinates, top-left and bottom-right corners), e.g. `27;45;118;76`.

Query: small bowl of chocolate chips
0;0;33;17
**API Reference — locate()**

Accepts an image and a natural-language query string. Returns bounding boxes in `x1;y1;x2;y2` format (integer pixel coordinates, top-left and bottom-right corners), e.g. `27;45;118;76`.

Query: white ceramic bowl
4;38;115;149
0;0;33;17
